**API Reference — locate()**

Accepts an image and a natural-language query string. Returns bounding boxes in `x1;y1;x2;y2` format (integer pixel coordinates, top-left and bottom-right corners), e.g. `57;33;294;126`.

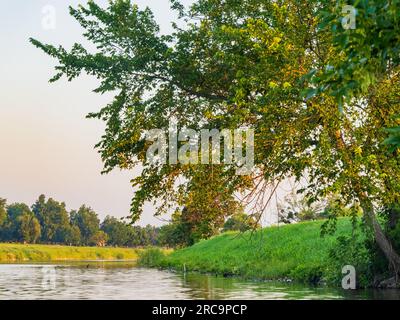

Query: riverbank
138;219;355;284
0;243;140;262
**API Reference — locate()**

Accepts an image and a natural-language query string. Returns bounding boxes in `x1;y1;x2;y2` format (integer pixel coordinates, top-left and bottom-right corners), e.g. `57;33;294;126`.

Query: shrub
325;235;373;288
137;248;166;267
289;264;324;284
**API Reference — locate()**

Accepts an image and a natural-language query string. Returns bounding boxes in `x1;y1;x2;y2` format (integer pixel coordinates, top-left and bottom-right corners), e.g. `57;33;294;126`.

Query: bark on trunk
332;128;400;282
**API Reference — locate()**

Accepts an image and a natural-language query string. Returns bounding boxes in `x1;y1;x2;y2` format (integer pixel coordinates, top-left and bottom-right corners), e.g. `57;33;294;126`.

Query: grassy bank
139;219;355;283
0;243;139;262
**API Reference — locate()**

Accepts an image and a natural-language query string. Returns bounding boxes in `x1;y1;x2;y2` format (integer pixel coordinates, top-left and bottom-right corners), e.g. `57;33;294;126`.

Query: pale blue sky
0;0;193;225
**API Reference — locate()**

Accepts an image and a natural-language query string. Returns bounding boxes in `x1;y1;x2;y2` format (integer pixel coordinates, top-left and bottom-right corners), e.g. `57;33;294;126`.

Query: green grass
0;243;140;262
148;219;354;283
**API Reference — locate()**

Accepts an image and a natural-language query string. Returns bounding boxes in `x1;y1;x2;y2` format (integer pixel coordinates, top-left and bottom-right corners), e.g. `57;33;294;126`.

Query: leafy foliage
308;0;400;148
71;205;101;245
32;195;70;243
101;216;132;246
2;203;41;243
326;235;373;288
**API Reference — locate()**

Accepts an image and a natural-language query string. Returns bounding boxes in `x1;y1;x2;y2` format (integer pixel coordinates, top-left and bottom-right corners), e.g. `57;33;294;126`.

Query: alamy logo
41;266;56;290
41;5;57;30
341;265;356;289
145;124;254;175
341;5;356;30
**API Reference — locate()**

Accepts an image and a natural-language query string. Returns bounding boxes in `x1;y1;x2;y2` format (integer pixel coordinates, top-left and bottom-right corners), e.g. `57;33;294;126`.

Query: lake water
0;262;399;300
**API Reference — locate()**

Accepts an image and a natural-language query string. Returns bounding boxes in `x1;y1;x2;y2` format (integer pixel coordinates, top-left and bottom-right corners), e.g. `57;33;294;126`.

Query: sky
0;0;193;225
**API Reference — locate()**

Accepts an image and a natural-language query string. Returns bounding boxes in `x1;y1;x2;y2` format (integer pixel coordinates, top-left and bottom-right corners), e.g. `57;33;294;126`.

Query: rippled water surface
0;263;399;300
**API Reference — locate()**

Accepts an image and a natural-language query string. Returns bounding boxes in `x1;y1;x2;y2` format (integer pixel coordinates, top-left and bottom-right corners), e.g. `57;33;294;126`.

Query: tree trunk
358;195;400;282
331;127;400;283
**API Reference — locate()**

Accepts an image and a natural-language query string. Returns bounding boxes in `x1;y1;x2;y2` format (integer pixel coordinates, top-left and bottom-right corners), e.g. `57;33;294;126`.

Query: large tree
18;213;41;244
31;0;400;279
101;216;131;246
70;205;101;246
5;203;41;243
32;195;71;243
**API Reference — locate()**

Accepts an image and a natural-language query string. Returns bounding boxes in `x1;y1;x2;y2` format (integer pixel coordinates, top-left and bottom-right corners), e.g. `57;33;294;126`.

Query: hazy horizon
0;0;195;226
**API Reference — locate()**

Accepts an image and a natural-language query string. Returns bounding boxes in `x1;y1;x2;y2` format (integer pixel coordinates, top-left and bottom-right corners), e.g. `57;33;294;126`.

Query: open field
0;243;140;262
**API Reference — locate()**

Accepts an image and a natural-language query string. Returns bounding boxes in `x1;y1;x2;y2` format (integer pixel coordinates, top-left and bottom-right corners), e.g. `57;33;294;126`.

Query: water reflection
0;263;399;300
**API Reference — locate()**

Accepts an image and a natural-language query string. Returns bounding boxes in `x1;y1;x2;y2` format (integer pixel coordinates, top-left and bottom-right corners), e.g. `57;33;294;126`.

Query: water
0;262;399;300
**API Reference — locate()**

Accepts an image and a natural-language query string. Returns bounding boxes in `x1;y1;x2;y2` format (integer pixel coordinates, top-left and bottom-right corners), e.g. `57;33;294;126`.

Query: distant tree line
0;195;159;247
0;195;259;248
